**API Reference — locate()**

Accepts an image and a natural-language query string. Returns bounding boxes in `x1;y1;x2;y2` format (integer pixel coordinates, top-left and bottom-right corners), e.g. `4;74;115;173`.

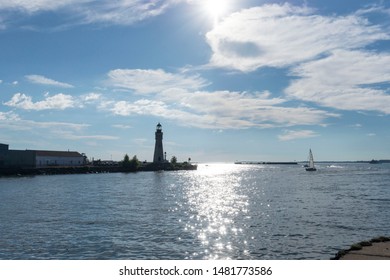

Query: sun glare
203;0;229;22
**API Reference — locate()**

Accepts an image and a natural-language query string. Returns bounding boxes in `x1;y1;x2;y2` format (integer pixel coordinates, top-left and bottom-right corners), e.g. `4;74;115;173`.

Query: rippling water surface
0;163;389;259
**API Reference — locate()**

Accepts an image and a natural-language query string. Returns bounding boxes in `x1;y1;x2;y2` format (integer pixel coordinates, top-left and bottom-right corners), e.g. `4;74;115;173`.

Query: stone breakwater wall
0;163;197;177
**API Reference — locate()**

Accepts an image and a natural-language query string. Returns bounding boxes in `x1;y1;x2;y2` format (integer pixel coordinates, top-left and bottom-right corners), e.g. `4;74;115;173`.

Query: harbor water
0;163;389;259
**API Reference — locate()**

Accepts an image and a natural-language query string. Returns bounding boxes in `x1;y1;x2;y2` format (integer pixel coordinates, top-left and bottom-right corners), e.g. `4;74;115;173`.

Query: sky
0;0;389;163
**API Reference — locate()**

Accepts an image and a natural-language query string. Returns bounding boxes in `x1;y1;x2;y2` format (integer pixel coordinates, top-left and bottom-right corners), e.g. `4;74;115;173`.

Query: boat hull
305;167;317;171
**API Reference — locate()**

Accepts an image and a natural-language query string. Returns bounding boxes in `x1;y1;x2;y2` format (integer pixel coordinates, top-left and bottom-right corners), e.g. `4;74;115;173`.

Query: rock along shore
0;163;197;177
331;236;390;260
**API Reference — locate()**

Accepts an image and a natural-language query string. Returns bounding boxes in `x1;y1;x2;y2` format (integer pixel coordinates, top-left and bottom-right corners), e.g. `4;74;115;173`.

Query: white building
35;150;85;167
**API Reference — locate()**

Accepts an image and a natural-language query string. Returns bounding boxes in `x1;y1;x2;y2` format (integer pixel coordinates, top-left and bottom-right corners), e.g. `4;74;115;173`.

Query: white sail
306;149;316;171
308;149;314;168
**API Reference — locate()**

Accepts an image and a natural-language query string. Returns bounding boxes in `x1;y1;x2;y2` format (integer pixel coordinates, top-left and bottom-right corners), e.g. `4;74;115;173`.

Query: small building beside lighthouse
153;123;165;163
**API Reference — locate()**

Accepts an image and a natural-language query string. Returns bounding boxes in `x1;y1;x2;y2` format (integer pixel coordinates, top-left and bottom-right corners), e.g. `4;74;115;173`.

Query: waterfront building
0;143;86;168
35;150;85;167
153;123;165;163
0;143;10;167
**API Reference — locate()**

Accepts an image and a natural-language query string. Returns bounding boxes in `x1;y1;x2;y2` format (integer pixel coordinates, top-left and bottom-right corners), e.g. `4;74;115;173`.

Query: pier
235;161;298;165
0;162;197;177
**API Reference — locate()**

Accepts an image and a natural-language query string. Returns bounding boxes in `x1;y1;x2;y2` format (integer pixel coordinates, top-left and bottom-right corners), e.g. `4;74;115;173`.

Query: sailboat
305;149;317;171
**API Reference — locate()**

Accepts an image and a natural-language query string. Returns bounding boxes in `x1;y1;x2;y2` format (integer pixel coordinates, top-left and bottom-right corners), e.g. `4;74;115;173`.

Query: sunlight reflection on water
181;164;252;259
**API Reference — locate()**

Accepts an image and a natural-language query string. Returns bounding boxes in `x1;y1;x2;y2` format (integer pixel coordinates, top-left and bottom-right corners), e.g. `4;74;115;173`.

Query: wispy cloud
204;3;390;115
351;123;362;128
206;3;389;71
25;75;74;88
112;124;132;129
0;110;115;143
0;0;179;28
278;130;319;141
0;110;87;131
104;98;338;129
4;92;103;111
79;0;174;26
0;0;85;13
102;68;338;129
0;111;20;121
4;93;76;110
79;93;102;106
55;131;119;140
107;68;209;94
286;50;390;114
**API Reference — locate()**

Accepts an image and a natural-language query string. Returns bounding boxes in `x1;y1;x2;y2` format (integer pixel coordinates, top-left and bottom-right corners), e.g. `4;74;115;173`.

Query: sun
202;0;229;22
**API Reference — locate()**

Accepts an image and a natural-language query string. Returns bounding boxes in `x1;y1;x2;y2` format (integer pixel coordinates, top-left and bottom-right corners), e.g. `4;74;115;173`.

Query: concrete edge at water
331;236;390;260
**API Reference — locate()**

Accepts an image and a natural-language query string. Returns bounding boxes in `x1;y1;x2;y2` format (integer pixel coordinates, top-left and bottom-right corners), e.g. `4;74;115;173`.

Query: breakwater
0;162;197;177
235;161;298;165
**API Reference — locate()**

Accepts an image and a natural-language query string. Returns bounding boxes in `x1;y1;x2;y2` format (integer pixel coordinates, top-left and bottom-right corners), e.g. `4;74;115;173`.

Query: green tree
170;156;177;164
129;155;140;169
122;154;130;167
122;154;140;170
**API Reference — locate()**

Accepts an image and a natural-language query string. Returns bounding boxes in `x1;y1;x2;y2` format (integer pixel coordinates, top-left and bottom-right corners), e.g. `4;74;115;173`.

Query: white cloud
107;68;208;94
0;110;87;131
112;124;132;129
204;3;390;114
102;67;339;129
0;111;20;121
286;50;390;114
0;0;178;27
56;131;119;140
79;0;174;26
4;93;76;110
83;92;101;100
0;0;86;13
25;75;74;88
205;3;389;71
80;92;101;103
101;96;337;130
351;124;362;128
109;99;171;117
0;110;115;143
278;130;319;141
4;92;103;111
115;99;256;129
159;88;337;127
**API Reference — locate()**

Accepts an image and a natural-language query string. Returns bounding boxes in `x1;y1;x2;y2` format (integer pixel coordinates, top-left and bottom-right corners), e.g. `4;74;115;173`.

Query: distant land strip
235;161;298;165
235;160;390;165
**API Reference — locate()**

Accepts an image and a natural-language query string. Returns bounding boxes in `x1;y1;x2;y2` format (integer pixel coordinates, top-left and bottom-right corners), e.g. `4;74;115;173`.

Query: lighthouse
153;123;164;163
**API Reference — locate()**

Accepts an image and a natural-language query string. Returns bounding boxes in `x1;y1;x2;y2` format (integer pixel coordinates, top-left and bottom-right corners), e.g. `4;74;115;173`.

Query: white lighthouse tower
153;123;164;163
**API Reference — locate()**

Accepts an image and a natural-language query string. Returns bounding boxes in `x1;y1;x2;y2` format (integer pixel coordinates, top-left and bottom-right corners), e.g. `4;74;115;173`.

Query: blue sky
0;0;389;162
